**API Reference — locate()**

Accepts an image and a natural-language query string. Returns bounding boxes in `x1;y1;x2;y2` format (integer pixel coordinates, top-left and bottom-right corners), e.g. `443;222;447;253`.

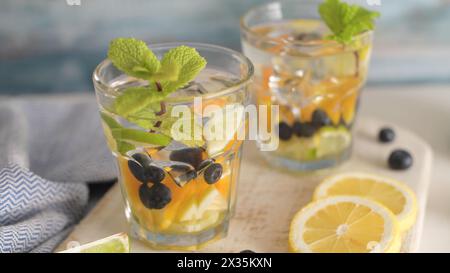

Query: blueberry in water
145;165;165;184
204;163;223;184
388;149;413;170
240;250;255;253
139;183;172;209
128;160;147;183
293;121;316;138
169;148;204;170
311;109;331;128
378;127;395;143
132;153;152;166
278;122;293;141
197;158;215;172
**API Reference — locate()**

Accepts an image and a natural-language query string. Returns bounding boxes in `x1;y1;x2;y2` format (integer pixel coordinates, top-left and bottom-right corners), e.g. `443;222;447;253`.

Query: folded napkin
0;95;116;253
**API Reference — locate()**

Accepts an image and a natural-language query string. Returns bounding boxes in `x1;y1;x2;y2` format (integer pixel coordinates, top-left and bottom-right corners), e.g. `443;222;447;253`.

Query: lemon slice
170;211;222;233
314;172;418;232
315;126;351;157
60;233;130;253
289;196;401;253
203;104;244;157
178;187;227;222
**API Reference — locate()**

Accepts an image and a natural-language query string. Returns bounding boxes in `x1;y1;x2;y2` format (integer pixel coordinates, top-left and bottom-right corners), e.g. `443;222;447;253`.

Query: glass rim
240;1;373;49
93;42;254;103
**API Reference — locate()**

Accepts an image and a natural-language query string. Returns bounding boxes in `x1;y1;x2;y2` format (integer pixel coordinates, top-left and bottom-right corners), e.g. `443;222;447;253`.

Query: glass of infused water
241;0;374;170
93;41;253;250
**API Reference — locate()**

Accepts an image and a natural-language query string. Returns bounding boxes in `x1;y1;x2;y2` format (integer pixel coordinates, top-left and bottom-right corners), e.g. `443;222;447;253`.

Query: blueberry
145;165;165;184
240;250;255;253
197;159;215;172
132;153;152;166
293;121;316;138
388;149;413;170
203;163;223;184
278;122;293;141
139;183;172;209
311;109;331;128
128;160;147;183
379;127;395;143
169;148;204;170
296;32;321;42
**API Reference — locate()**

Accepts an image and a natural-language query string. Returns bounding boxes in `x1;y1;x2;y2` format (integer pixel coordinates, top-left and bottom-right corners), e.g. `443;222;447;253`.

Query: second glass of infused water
241;0;373;171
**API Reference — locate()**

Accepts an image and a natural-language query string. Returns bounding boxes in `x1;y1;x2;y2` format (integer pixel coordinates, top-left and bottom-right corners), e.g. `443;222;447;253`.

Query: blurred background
1;0;450;94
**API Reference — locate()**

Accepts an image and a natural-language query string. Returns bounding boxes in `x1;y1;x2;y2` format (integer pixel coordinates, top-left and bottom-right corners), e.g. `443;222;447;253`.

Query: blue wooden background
1;0;450;94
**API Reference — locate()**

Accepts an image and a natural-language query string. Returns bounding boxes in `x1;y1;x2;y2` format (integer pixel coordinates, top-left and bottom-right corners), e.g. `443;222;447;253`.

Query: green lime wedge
59;233;130;253
276;137;318;161
316;126;351;157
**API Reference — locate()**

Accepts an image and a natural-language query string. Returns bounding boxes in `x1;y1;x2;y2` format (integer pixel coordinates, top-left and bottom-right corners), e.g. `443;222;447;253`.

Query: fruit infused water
241;0;376;170
93;41;252;249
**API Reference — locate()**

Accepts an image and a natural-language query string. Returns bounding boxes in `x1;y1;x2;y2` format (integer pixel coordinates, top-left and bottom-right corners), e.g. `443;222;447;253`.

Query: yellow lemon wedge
289;196;401;253
313;172;418;232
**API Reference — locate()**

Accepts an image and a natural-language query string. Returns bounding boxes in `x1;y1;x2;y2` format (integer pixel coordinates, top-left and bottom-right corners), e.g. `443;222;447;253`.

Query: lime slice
59;233;130;253
315;126;351;157
276;137;318;161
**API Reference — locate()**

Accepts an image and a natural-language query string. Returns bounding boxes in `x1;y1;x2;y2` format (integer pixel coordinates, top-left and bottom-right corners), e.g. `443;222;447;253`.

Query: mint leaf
127;107;157;129
108;38;160;79
113;86;165;117
100;112;122;129
151;62;180;82
319;0;379;45
111;128;171;146
117;140;135;155
159;46;207;94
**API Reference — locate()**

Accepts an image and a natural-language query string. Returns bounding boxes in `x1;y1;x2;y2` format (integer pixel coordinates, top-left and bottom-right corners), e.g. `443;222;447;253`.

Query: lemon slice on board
313;172;418;232
59;233;130;253
289;196;401;253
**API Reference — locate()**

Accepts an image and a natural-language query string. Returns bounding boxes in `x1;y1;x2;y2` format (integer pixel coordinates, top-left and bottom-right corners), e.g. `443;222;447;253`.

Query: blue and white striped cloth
0;95;116;253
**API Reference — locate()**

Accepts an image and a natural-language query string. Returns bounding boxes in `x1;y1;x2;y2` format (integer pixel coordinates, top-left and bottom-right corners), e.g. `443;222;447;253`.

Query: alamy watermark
367;0;381;6
66;0;81;6
170;98;280;152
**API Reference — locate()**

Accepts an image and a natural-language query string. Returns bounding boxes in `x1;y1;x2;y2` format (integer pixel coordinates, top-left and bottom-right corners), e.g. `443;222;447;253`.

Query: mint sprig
108;38;206;117
105;37;207;148
318;0;380;45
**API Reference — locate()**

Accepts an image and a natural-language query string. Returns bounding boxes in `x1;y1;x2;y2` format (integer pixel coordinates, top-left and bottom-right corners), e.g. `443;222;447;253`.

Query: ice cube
166;162;197;187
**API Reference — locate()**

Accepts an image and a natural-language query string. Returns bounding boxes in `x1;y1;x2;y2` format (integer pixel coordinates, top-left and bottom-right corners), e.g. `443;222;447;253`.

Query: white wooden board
56;116;432;253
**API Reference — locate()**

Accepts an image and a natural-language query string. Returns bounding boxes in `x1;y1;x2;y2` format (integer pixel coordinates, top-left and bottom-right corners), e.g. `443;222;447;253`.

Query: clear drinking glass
241;0;373;171
93;43;253;250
